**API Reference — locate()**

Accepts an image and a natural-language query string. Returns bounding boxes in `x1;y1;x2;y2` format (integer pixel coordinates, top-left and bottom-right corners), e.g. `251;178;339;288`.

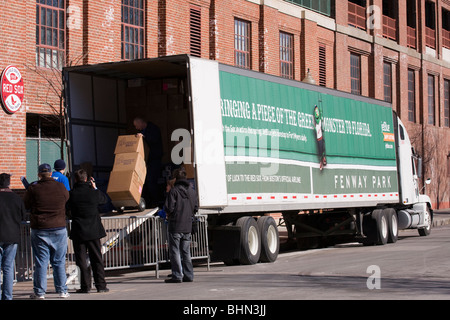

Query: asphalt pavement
10;208;450;302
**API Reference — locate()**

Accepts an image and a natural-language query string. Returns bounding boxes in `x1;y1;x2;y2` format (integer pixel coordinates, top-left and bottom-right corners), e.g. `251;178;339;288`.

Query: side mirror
420;178;432;194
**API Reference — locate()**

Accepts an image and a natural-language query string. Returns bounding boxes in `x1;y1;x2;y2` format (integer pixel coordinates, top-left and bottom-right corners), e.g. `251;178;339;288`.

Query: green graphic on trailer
219;70;399;195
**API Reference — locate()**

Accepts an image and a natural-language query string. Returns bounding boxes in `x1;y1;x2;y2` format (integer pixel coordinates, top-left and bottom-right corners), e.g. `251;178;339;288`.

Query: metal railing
348;2;366;31
407;26;416;49
382;15;397;41
425;27;436;49
14;214;209;284
443;29;450;50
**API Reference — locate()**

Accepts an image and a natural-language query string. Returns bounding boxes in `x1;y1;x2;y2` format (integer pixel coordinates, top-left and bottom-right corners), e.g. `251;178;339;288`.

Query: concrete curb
432;209;450;228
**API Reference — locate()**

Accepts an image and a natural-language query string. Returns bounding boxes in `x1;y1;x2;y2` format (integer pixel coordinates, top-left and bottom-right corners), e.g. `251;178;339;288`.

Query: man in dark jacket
0;173;26;300
24;163;70;299
134;116;163;207
67;169;109;293
164;168;198;283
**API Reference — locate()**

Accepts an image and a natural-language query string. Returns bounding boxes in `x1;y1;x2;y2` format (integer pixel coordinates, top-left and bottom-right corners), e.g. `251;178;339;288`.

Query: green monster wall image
219;70;398;198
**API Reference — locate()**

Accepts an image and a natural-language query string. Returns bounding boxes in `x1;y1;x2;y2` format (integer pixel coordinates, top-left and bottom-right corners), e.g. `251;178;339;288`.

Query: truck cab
395;116;433;235
395;117;420;206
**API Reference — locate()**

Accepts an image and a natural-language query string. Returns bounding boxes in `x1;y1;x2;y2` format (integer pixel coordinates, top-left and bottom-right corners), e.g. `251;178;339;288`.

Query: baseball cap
38;163;52;173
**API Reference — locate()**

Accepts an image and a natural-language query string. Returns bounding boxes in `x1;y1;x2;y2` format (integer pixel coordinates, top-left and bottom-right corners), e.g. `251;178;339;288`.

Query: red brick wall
0;0;29;188
0;0;449;207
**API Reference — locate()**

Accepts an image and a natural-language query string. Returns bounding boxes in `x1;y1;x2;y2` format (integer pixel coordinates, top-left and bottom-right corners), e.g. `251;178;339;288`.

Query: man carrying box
133;116;163;208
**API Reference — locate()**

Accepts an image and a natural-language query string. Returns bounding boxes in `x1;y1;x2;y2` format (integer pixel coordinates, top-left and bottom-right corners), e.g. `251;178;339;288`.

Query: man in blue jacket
52;159;70;191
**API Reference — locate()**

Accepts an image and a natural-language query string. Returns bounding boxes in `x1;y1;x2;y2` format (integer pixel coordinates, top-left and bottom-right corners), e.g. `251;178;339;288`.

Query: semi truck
63;55;433;265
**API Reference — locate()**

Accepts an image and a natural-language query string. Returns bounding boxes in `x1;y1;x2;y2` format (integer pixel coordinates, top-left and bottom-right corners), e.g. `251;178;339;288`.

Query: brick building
0;0;449;208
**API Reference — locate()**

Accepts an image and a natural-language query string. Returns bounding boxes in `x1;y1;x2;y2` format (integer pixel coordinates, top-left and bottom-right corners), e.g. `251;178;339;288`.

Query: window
121;0;145;60
445;79;449;127
443;9;450;49
382;0;397;41
425;1;436;49
234;19;251;69
36;0;66;69
399;124;405;141
408;69;416;122
348;0;366;30
283;0;331;16
406;0;417;48
383;62;392;103
319;44;326;87
280;32;294;79
190;6;201;57
428;75;435;125
350;53;361;95
26;113;67;181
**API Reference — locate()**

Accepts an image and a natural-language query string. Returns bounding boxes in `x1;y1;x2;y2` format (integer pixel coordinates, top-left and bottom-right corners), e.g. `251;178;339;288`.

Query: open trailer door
188;57;228;208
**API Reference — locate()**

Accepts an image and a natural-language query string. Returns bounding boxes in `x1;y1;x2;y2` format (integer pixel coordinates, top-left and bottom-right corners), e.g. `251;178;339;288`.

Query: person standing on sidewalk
164;168;198;283
24;163;70;299
0;173;26;300
52;159;70;191
67;169;109;294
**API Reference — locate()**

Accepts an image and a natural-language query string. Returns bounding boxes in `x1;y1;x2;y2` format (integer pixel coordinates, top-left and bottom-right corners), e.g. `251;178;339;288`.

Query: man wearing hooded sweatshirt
164;168;198;283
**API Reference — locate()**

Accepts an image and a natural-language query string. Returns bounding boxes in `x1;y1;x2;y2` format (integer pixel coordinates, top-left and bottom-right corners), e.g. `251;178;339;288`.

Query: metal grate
319;44;326;87
190;6;202;57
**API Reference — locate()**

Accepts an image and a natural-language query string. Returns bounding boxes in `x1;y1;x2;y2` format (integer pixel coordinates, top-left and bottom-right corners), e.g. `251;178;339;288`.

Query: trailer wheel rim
248;225;259;256
391;214;398;237
267;224;278;253
381;215;388;239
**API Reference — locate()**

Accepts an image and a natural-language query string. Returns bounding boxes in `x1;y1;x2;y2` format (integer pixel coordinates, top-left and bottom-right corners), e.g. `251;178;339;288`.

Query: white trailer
63;55;433;265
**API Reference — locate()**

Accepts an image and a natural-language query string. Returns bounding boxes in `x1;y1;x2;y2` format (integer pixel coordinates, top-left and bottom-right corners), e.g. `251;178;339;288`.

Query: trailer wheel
373;209;388;245
384;208;398;243
236;216;261;265
137;197;146;212
418;207;432;236
257;216;279;263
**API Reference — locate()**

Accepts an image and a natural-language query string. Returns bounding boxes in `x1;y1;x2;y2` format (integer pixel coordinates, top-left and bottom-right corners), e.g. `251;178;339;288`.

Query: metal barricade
14;214;209;284
156;214;210;267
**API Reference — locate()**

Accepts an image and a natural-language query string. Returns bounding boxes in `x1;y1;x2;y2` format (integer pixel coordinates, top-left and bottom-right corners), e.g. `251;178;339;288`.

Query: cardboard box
113;152;147;182
114;135;145;158
107;170;144;206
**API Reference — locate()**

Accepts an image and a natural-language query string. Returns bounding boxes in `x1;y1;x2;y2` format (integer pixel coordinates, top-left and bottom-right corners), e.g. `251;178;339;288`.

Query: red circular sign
1;65;24;114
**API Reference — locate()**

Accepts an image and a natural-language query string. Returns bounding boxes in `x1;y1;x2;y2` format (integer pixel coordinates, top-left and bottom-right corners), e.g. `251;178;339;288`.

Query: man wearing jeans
24;164;70;299
0;173;26;300
164;168;198;283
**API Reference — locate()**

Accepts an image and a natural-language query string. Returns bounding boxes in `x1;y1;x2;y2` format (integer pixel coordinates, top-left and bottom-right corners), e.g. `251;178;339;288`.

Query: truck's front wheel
236;216;261;265
418;207;432;236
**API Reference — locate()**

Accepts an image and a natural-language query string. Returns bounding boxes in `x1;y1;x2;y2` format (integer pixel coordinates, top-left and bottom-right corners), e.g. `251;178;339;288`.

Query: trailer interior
64;56;193;210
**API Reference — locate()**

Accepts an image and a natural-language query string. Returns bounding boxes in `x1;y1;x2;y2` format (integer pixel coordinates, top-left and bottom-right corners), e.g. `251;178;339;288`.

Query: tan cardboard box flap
114;135;145;158
113;152;147;182
107;170;144;205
